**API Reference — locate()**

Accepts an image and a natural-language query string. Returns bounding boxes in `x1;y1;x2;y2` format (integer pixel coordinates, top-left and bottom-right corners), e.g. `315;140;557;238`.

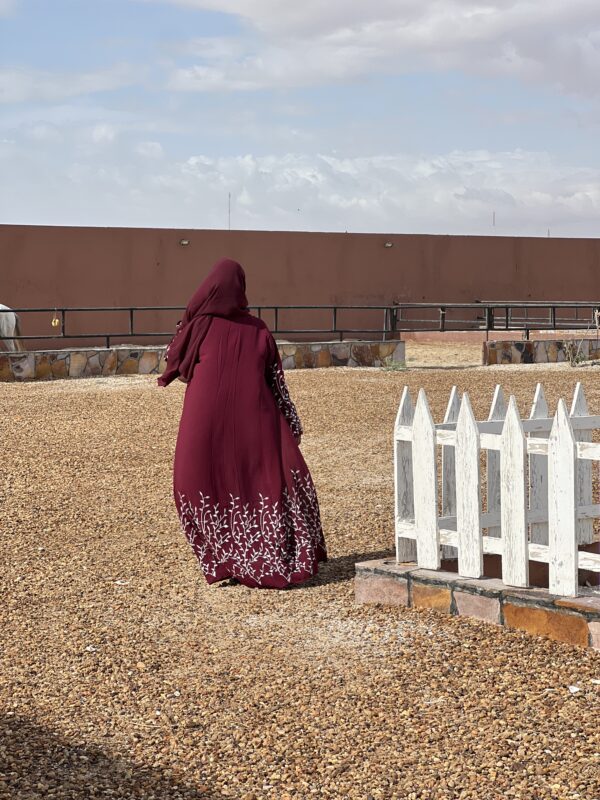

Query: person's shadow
303;549;394;588
0;714;222;799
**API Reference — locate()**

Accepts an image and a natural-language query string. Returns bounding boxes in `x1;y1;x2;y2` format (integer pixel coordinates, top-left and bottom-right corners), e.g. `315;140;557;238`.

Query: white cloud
1;132;599;236
26;123;63;143
157;0;600;96
136;140;164;158
90;124;118;144
0;64;142;104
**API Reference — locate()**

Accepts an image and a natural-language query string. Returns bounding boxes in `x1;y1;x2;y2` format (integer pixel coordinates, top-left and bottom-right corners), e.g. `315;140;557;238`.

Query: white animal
0;304;24;352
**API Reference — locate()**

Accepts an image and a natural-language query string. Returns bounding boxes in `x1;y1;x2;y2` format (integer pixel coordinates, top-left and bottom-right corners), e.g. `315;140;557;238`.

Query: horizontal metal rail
2;302;600;348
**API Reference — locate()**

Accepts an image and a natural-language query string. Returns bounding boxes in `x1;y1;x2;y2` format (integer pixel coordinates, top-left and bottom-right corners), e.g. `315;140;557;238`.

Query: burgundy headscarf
158;258;249;387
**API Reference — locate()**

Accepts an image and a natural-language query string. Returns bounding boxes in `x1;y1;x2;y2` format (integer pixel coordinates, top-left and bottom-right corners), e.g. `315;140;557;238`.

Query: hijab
158;258;249;387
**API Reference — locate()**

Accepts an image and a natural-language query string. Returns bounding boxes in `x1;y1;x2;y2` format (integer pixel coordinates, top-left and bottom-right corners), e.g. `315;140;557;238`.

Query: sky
1;0;600;236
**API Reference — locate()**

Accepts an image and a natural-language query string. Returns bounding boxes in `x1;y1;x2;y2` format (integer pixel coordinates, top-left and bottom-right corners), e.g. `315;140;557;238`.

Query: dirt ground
2;356;600;800
404;341;483;368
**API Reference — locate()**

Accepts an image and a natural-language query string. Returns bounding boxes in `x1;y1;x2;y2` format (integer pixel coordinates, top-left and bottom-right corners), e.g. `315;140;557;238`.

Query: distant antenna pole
228;192;231;230
492;210;496;228
547;228;550;237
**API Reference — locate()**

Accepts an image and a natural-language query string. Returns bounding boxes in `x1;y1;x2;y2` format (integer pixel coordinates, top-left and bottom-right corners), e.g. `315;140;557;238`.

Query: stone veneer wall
484;338;600;365
0;341;405;381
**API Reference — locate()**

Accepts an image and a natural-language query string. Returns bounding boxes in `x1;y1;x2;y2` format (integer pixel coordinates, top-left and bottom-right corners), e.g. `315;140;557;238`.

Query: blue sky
1;0;600;235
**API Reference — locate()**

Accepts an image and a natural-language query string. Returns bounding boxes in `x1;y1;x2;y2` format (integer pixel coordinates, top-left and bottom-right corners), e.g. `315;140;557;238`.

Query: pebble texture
1;366;600;799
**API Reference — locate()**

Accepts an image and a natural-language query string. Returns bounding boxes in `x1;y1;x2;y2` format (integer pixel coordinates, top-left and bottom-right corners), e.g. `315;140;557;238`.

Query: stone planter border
355;558;600;650
483;338;600;365
0;341;405;381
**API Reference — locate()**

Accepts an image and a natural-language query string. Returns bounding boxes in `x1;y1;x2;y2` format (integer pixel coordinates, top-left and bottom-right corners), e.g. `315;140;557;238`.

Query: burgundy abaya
159;259;326;588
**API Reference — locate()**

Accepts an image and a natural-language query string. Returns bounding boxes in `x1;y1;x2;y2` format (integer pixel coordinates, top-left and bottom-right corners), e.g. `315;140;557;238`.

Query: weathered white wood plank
412;389;441;570
487;385;506;538
433;415;599;434
432;502;600;533
529;384;549;545
441;386;460;559
577;441;600;460
468;416;600;434
398;529;600;572
395;387;417;562
394;425;412;442
571;383;594;545
577;551;600;572
501;397;529;587
548;400;579;596
455;393;484;577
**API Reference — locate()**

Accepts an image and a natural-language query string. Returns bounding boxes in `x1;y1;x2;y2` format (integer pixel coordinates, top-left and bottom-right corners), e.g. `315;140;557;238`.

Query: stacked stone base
0;341;405;381
484;338;600;365
355;559;600;649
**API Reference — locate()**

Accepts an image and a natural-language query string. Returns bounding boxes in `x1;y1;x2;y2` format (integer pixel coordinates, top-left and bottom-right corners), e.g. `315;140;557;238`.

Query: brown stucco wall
2;224;600;347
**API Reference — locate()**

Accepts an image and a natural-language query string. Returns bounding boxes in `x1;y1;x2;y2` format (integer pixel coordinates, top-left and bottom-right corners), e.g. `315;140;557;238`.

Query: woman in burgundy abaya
159;258;326;589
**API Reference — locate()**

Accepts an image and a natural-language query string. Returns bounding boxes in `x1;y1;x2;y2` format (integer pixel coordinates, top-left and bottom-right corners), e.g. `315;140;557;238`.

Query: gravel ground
2;366;600;800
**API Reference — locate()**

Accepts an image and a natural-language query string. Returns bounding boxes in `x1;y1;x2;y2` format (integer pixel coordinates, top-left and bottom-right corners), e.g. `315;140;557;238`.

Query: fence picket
548;401;579;596
501;397;529;587
395;387;417;562
487;385;506;538
529;383;549;545
455;394;483;577
571;383;594;545
441;386;461;559
412;389;441;570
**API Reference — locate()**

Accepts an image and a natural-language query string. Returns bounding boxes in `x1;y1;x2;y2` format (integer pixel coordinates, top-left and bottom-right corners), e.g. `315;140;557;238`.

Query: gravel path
2;368;600;800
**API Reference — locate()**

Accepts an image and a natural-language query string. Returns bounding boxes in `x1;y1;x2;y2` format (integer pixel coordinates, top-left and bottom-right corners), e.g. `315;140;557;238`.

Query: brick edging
355;560;600;649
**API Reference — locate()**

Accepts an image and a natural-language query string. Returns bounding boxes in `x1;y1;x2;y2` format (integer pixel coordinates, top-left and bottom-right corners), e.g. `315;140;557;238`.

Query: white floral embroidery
177;470;325;584
268;363;303;437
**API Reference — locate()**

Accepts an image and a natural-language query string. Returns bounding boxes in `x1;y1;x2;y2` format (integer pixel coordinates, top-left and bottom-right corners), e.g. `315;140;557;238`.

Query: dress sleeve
265;333;303;438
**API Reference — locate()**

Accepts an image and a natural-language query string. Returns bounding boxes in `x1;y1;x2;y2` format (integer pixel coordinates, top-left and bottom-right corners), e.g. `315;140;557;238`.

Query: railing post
390;306;398;336
332;307;337;339
129;308;134;336
548;401;579;596
274;307;279;333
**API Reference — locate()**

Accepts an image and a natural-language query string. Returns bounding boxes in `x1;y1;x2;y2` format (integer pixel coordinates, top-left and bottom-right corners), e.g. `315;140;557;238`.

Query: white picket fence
394;382;600;597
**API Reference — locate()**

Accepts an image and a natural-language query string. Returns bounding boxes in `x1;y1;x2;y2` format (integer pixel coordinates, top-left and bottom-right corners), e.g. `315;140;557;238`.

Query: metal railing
2;302;600;348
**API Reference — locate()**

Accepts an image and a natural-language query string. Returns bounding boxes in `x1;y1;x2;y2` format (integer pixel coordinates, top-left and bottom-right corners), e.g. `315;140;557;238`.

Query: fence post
455;393;483;577
529;383;549;545
441;386;460;559
487;385;506;538
395;388;417;563
501;397;529;587
548;400;579;596
412;389;440;570
571;382;594;545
